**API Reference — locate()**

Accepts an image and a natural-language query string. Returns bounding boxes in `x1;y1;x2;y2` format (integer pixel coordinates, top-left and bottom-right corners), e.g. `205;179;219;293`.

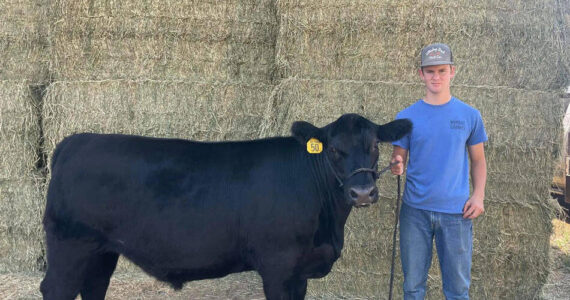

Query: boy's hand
463;195;484;219
391;155;404;175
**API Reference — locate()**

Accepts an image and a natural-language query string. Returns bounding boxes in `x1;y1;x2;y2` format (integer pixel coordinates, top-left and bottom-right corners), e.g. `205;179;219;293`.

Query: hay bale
42;80;273;148
276;0;568;90
0;0;49;83
0;181;45;273
557;0;570;79
42;79;273;165
50;0;277;82
0;81;44;272
460;87;564;148
259;78;562;299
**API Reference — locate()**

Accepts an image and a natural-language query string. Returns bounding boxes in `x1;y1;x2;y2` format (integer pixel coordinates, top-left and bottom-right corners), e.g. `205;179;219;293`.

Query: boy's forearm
471;158;487;198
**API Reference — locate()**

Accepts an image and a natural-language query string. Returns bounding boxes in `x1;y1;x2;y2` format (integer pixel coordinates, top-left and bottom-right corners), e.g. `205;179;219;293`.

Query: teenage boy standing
390;43;487;300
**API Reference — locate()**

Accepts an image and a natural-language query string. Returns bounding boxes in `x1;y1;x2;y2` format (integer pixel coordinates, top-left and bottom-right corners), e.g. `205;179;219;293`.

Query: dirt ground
540;218;570;300
1;219;569;300
0;271;265;300
541;248;570;300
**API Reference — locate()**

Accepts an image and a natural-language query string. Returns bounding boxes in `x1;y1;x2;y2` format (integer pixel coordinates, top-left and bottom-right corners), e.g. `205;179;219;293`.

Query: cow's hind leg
40;232;101;300
80;251;119;300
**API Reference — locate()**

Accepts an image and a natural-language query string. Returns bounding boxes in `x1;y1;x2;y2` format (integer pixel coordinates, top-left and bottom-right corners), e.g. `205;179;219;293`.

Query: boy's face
418;64;455;95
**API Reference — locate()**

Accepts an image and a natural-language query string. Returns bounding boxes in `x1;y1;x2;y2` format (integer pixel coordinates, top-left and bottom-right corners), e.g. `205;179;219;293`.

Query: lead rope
388;175;401;300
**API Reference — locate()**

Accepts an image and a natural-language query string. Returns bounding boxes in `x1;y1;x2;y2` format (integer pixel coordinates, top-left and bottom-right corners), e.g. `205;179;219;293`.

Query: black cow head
291;114;412;207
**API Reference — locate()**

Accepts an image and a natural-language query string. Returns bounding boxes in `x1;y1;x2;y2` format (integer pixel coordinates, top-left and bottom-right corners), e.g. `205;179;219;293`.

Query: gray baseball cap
420;43;453;67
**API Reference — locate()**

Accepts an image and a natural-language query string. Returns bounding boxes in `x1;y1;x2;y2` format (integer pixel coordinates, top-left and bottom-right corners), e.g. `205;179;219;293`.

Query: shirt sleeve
392;112;410;150
467;110;488;146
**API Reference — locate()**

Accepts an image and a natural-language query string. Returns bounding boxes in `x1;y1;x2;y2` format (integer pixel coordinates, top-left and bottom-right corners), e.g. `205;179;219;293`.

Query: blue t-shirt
392;97;488;214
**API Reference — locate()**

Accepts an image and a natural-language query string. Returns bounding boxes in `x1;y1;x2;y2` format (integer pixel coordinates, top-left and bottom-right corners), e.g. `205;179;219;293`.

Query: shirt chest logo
450;120;465;130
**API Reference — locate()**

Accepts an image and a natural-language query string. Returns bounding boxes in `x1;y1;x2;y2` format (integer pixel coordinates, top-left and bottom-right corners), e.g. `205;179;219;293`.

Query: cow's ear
291;121;324;145
377;119;412;142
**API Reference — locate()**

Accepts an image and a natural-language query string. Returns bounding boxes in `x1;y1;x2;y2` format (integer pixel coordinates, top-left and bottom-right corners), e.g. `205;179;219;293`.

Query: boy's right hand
391;155;404;175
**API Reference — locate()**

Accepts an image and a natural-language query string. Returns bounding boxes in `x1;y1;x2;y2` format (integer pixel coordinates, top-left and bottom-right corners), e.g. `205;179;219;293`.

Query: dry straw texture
42;80;273;168
276;0;568;90
0;81;44;272
50;0;278;82
0;0;49;83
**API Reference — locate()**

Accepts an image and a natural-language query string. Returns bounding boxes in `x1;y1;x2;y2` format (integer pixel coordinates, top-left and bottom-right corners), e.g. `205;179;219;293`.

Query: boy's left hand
463;195;484;219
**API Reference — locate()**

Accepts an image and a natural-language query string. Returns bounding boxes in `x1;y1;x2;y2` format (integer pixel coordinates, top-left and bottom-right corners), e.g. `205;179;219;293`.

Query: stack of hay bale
0;0;568;299
259;0;569;298
0;0;48;272
42;0;279;273
43;0;278;155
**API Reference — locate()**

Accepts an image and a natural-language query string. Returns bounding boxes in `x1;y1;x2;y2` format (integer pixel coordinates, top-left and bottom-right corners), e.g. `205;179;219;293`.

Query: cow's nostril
369;188;378;198
350;190;358;199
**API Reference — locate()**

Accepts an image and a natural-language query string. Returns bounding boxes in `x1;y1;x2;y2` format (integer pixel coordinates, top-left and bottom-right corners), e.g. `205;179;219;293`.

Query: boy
391;43;487;299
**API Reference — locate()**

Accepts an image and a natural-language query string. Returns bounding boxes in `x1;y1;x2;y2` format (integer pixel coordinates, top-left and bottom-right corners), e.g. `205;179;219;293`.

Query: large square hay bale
0;0;49;83
276;0;568;90
50;0;277;82
43;80;273;157
0;81;44;272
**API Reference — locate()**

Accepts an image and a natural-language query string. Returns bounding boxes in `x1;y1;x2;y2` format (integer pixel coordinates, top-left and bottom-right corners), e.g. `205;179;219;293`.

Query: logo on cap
426;47;446;60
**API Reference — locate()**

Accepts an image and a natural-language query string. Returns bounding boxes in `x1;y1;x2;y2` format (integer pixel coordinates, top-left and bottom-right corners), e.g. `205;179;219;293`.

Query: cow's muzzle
349;184;379;208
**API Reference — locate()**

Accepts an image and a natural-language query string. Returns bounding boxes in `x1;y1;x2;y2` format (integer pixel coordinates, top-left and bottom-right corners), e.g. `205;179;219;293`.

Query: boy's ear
377;119;412;142
291;121;325;145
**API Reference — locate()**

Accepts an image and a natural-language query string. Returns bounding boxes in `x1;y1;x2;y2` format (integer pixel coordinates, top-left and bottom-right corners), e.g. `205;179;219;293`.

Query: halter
324;153;397;188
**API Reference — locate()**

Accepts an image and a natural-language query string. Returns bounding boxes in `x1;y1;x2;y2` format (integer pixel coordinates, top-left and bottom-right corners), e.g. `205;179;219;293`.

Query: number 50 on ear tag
307;138;323;154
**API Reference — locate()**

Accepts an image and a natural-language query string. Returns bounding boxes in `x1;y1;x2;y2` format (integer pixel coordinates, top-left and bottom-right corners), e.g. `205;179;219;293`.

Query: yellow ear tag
307;138;323;154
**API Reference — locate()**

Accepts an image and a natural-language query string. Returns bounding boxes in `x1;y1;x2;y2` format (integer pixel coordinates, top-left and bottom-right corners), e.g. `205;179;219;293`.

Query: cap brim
421;61;454;67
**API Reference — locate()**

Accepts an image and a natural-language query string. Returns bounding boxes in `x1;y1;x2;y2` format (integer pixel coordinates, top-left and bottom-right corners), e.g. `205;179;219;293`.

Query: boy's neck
423;91;452;106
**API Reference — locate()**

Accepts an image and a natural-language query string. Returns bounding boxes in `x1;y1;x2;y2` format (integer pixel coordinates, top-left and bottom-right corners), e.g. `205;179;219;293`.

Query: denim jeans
399;202;473;300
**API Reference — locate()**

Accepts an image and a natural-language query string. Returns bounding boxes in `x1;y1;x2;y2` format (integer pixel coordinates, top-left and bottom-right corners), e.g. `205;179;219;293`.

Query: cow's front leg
259;276;288;300
298;244;338;279
259;275;307;300
257;249;307;300
287;277;308;299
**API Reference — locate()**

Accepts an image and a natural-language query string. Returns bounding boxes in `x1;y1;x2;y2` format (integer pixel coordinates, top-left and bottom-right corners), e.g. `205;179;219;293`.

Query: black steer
41;113;411;300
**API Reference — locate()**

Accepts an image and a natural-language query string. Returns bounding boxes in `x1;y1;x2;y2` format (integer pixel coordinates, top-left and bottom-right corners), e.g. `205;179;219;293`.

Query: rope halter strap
324;153;397;188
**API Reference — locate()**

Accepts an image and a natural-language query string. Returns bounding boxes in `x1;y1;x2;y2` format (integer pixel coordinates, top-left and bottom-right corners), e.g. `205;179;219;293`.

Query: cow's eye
329;147;343;159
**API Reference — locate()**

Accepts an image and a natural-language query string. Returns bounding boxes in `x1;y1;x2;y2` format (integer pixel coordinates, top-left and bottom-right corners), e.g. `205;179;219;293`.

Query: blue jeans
399;202;472;300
